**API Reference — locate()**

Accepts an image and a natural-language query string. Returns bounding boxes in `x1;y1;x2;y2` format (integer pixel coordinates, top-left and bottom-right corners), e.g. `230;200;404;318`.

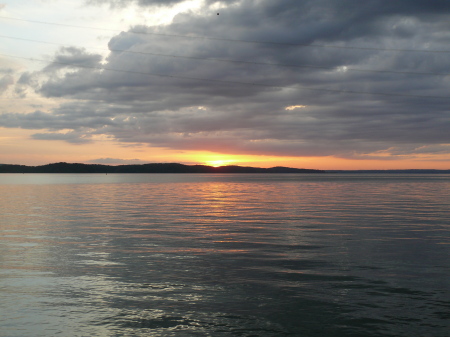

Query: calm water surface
0;174;449;336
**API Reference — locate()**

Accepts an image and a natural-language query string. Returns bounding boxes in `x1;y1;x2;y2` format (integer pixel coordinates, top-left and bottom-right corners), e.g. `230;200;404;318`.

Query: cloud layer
2;0;450;160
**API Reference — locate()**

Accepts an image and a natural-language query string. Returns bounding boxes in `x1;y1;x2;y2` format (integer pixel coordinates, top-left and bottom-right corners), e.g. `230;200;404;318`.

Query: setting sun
205;159;235;167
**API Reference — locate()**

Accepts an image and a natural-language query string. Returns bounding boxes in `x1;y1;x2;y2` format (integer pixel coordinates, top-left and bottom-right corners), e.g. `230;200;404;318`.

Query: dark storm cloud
4;0;450;159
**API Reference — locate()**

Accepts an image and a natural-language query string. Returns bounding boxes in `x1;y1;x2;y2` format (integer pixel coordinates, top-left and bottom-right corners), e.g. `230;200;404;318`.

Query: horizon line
0;162;449;172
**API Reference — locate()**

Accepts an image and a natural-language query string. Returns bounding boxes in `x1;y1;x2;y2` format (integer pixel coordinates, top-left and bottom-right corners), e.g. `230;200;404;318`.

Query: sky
0;0;449;169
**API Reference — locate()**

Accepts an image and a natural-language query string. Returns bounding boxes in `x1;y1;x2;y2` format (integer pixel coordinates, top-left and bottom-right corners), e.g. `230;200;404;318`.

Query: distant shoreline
0;162;449;174
0;162;322;174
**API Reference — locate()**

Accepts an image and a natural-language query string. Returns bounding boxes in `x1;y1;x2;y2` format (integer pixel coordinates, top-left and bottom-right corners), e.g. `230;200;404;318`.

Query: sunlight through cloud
285;105;307;111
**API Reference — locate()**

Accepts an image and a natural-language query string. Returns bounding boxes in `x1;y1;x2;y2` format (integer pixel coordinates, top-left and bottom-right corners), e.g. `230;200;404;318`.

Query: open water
0;173;449;337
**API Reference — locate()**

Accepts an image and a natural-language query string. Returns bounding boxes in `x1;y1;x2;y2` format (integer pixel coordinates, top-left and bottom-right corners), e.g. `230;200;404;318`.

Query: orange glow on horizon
187;152;450;170
1;127;449;170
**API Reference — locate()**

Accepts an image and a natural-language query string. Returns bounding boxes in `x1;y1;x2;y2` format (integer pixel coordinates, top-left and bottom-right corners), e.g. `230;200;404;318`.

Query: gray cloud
3;0;450;160
86;157;149;164
43;47;103;73
0;67;13;74
0;74;13;94
31;132;93;144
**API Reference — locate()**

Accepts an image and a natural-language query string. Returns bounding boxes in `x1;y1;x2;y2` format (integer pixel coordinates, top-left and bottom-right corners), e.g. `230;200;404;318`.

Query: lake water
0;174;449;337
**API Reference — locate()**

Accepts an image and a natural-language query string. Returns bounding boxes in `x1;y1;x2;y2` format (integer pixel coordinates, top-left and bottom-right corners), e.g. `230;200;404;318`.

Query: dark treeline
0;162;322;174
1;162;448;174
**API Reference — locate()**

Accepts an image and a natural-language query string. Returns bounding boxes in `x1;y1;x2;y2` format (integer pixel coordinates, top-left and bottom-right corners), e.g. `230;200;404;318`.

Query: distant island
0;162;448;174
0;162;323;174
